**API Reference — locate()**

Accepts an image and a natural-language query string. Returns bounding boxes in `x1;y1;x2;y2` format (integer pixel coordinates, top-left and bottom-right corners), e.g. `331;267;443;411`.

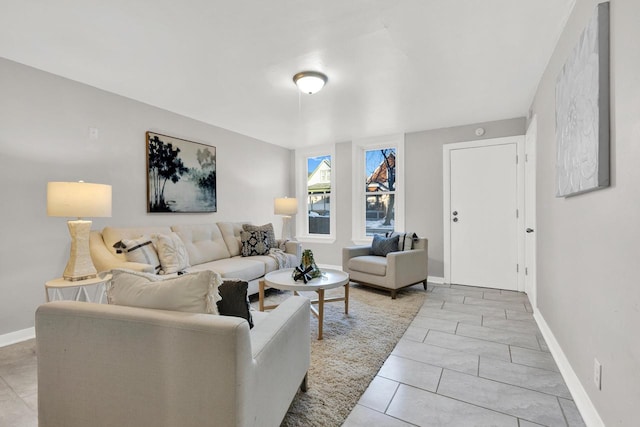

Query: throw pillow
106;269;222;314
113;236;162;273
371;234;400;257
240;230;270;256
242;223;276;248
153;232;190;274
217;280;253;328
385;231;418;251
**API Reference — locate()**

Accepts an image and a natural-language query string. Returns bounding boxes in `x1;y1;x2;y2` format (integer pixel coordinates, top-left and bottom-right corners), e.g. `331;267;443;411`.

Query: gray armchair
342;237;428;299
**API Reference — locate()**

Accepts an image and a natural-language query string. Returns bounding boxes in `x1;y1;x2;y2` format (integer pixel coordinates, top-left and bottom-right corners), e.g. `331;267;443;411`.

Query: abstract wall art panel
555;2;610;197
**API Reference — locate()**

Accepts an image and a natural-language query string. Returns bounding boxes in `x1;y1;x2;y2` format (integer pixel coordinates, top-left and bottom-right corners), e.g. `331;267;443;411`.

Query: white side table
45;274;112;303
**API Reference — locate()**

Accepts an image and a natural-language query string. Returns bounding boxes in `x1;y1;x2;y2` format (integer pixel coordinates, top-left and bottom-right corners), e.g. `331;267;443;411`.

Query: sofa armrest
89;231;154;273
284;240;302;263
386;248;428;288
248;296;310;426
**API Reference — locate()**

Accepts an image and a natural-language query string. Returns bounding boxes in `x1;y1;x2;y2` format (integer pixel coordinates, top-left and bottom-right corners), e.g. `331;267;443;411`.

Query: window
365;148;396;236
295;145;336;242
307;155;331;235
352;135;404;244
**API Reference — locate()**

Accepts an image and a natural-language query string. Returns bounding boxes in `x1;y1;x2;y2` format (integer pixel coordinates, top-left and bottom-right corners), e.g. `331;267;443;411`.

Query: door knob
452;211;458;216
526;228;534;233
453;217;459;223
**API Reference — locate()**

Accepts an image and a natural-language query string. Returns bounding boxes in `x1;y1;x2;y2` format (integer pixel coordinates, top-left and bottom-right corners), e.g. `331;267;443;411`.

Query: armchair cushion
348;255;387;276
371;234;399;256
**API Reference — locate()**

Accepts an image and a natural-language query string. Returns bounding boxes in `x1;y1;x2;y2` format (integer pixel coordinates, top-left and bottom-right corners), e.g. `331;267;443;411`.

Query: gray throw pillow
371;234;400;257
242;223;276;248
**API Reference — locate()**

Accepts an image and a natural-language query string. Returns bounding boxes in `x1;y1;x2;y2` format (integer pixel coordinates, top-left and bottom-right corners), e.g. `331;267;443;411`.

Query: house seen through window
307;155;331;235
365;148;396;236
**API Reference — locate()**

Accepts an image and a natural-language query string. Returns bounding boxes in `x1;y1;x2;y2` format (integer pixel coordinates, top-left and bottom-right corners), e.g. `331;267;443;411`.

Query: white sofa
89;222;302;295
36;296;311;427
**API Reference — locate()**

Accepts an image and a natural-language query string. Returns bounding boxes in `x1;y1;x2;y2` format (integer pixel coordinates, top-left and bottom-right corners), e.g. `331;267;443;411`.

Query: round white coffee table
260;268;350;340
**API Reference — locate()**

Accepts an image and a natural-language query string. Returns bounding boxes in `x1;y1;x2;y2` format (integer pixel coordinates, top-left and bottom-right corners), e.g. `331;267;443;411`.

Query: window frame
352;134;405;245
295;144;336;243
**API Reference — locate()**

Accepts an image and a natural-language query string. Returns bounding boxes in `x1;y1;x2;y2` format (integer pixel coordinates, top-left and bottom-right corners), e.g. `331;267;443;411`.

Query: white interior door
524;116;537;306
449;142;519;290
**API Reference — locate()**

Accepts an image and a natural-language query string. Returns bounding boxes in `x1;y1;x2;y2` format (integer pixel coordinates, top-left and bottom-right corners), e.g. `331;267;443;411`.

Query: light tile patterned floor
0;283;586;427
342;282;587;427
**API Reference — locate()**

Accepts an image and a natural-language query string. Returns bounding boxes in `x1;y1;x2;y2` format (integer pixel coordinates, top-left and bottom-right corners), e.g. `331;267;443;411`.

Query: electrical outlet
594;358;602;390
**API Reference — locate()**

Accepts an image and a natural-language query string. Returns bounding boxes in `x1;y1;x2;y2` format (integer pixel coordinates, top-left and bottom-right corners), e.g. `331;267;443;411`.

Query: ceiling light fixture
293;71;328;95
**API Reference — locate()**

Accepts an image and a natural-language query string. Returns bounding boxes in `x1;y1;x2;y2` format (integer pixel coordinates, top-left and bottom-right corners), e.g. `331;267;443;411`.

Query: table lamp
274;197;298;240
47;181;112;281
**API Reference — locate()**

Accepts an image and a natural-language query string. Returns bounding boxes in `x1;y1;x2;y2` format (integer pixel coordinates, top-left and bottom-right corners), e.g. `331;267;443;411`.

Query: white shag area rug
253;282;427;427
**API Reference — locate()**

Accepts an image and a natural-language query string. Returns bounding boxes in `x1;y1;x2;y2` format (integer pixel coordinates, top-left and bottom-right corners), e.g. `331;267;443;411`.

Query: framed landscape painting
146;132;217;213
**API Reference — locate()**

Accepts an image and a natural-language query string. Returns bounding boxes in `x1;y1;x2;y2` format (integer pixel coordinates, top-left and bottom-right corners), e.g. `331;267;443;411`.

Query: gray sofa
36;296;311;427
89;222;302;295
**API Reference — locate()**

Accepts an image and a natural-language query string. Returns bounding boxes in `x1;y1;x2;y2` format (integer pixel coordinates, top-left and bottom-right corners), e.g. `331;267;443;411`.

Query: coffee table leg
344;282;349;315
259;280;265;312
317;288;324;340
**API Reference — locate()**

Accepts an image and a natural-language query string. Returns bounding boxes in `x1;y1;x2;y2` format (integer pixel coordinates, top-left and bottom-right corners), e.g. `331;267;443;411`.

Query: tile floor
0;283;586;427
342;283;586;427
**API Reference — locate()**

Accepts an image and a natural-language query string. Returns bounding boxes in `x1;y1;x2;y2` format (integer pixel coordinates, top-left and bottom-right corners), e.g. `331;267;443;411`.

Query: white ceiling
0;0;574;149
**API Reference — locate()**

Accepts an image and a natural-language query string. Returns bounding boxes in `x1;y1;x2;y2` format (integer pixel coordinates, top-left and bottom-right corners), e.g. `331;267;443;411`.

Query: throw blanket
269;248;295;269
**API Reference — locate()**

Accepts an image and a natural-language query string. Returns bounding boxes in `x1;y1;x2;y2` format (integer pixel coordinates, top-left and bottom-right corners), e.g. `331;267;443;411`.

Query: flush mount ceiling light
293;71;328;95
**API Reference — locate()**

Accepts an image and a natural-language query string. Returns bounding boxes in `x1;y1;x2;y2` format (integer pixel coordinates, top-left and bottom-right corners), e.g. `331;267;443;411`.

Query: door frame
524;116;538;306
443;135;526;291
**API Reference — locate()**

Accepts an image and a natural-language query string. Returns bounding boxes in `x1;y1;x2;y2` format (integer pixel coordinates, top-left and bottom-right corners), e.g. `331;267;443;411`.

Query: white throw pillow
154;232;190;274
117;236;162;273
106;269;222;314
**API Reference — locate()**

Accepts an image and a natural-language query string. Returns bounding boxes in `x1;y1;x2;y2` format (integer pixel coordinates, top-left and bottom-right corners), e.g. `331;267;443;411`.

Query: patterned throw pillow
242;223;276;249
153;232;190;274
371;234;400;257
240;230;270;256
113;236;162;273
385;231;418;251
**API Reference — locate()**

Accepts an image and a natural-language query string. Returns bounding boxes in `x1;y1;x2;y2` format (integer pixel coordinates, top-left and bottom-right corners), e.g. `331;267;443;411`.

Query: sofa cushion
371;234;400;257
348;255;387;276
242;223;276;249
172;224;231;264
115;236;162;273
217;222;245;257
106;269;222;314
217;280;253;328
154;232;190;274
241;230;270;256
189;257;266;282
102;226;173;259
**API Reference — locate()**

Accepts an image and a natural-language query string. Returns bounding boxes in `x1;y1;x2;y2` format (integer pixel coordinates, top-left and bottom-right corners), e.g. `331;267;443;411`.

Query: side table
45;274;112;303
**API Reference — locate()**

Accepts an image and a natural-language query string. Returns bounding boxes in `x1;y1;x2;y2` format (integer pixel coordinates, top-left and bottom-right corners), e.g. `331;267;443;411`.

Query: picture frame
555;2;610;197
146;131;217;213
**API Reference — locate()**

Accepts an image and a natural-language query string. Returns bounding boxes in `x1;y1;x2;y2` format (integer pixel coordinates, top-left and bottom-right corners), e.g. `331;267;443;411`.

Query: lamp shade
274;197;298;216
47;181;112;218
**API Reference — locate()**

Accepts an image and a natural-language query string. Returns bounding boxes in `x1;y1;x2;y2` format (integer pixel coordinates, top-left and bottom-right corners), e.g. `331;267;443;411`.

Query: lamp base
63;220;98;281
281;216;295;240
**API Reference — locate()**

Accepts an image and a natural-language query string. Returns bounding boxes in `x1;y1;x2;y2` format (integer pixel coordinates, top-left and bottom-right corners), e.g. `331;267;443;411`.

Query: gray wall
529;0;640;424
0;58;292;336
305;117;526;275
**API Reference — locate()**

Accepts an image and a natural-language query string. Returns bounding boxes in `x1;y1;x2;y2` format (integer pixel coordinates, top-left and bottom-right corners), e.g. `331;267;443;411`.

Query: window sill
296;235;336;244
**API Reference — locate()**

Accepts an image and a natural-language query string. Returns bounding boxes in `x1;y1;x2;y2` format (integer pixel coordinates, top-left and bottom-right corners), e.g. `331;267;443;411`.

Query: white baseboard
0;327;35;348
533;311;604;427
428;276;445;284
